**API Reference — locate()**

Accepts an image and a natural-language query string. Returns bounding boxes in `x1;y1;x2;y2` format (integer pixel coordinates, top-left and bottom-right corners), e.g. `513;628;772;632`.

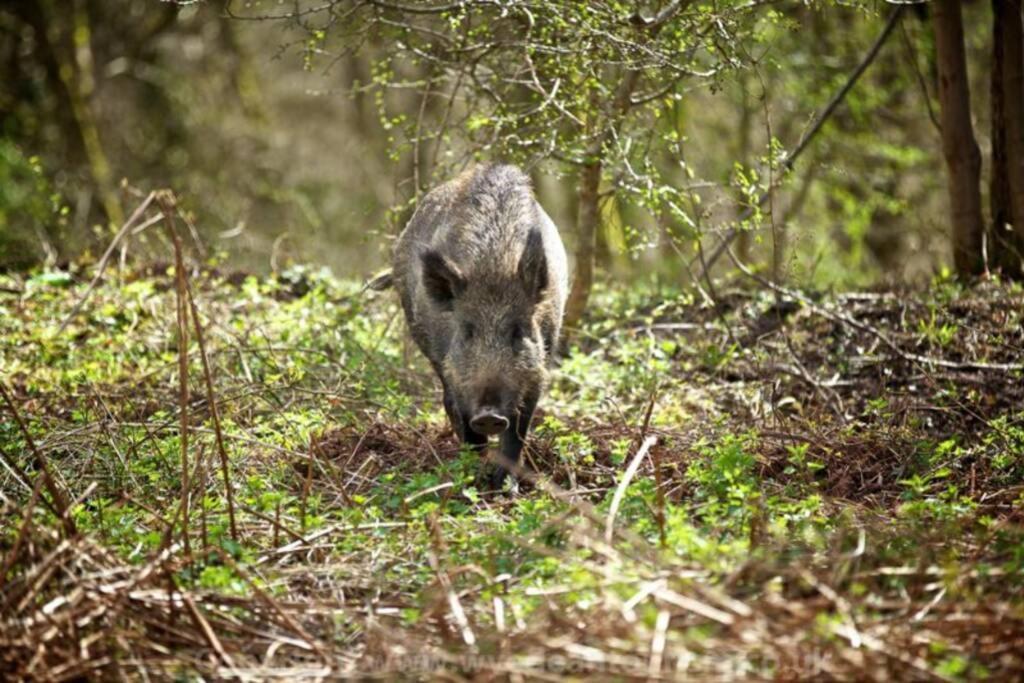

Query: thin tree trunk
564;69;640;329
991;0;1013;268
10;1;86;167
564;159;602;329
735;77;754;264
218;12;266;123
770;221;787;284
40;0;123;229
999;0;1024;275
594;197;612;270
933;0;985;277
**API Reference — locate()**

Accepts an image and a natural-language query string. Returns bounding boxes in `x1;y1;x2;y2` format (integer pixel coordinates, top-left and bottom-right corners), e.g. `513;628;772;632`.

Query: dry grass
1;211;1023;679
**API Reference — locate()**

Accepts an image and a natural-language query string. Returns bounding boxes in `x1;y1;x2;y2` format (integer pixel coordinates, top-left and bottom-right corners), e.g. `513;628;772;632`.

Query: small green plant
984;414;1024;477
917;308;957;348
701;342;740;372
686;433;760;534
784;442;824;476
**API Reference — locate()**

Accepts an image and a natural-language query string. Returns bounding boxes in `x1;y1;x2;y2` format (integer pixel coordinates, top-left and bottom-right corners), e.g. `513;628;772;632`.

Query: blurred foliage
0;141;66;268
0;0;1007;286
0;0;391;272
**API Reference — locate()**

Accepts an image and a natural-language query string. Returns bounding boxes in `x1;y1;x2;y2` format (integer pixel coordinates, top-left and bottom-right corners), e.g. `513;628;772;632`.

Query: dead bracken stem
301;436;316;533
198;443;210;552
0;382;76;537
155;189;239;547
185;263;239;542
273;497;281;547
214;546;332;663
0;472;46;593
183;591;237;671
640;389;666;547
427;511;476;647
651;442;667;550
160;191;192;560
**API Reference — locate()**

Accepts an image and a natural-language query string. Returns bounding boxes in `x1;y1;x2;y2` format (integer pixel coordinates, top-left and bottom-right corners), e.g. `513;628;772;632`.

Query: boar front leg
490;393;539;489
444;381;488;453
441;383;460;436
461;418;489;453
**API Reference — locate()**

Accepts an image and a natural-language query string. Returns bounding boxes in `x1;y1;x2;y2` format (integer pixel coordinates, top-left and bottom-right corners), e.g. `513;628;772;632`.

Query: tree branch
697;5;905;278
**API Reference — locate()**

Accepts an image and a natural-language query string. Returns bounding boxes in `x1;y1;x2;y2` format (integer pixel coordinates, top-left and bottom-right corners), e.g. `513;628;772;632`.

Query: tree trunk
933;0;985;277
998;0;1024;276
735;76;754;264
40;0;124;229
9;1;87;168
991;0;1013;267
564;68;640;329
564;159;602;329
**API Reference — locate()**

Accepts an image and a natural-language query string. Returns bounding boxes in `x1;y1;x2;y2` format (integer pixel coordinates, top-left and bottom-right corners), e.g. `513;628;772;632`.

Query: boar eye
462;322;475;340
509;322;525;344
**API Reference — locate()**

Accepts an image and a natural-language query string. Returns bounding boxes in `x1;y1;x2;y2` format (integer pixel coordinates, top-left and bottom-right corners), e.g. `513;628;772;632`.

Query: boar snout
469;410;509;436
466;382;513;436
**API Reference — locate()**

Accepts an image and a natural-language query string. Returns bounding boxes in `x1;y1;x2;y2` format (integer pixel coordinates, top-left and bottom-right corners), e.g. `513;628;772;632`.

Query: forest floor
1;262;1023;681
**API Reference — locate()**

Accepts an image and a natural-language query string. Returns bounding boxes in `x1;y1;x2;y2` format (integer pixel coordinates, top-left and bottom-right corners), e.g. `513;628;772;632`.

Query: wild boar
371;164;568;488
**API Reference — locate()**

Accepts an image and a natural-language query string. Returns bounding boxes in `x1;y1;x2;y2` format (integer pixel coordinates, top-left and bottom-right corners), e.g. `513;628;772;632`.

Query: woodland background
2;0;1021;294
2;2;1024;680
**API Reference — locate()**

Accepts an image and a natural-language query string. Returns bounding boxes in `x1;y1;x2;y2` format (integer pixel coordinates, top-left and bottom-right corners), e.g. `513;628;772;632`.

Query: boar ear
518;228;548;302
421;249;464;307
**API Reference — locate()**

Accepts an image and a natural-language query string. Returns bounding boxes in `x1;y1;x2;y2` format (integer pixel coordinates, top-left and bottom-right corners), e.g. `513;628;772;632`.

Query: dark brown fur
389;164;568;486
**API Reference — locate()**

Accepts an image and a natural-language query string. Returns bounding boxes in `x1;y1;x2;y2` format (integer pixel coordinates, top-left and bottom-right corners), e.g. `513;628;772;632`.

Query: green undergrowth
2;264;1023;679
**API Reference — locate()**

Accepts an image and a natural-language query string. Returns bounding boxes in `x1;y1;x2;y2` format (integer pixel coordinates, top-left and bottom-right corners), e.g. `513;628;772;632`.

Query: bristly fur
390;163;569;486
